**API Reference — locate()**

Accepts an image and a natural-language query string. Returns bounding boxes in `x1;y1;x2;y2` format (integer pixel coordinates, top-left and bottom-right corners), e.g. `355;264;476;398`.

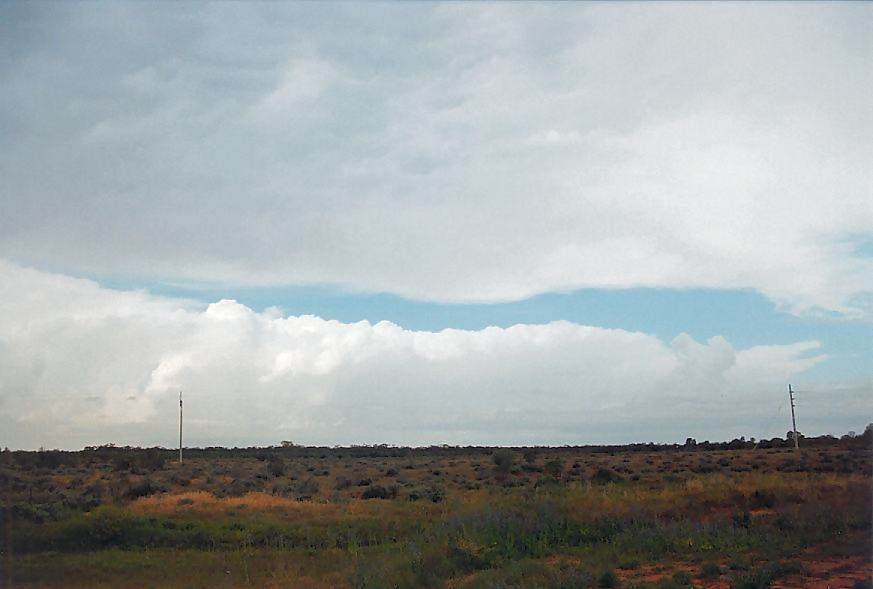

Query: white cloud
0;3;871;315
252;57;339;121
2;261;862;450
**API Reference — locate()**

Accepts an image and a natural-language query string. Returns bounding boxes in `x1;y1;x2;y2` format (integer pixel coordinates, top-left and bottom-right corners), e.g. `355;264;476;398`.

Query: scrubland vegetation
1;433;871;588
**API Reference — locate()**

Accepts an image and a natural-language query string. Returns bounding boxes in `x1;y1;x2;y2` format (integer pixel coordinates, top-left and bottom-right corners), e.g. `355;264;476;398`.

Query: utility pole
788;384;798;450
179;391;183;464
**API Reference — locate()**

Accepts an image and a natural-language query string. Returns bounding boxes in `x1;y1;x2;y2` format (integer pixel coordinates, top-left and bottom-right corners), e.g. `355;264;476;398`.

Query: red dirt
774;555;871;589
615;555;872;589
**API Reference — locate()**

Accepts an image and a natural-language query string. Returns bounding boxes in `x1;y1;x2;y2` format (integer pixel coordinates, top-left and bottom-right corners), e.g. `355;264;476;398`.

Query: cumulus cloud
0;3;871;316
2;261;862;450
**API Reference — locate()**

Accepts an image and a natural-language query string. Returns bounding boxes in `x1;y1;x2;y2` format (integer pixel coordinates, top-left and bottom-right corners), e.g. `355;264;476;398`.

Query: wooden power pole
179;391;183;464
788;384;798;450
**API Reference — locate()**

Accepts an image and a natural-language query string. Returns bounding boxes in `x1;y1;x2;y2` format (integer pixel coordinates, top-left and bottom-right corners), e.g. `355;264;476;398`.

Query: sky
0;3;871;450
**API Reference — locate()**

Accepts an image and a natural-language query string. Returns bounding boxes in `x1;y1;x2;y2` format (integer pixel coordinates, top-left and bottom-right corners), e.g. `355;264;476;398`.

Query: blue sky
0;3;870;448
96;276;870;386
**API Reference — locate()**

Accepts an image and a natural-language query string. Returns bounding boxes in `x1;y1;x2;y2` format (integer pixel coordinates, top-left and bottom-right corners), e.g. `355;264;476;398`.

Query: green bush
749;489;776;509
593;467;621;484
545;459;564;479
729;561;802;589
126;478;161;499
598;569;618;588
492;450;515;477
362;485;399;500
700;562;722;579
267;456;286;477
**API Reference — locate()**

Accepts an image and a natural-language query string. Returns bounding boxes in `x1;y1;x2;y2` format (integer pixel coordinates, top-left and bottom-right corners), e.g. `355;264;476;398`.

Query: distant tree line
2;424;869;468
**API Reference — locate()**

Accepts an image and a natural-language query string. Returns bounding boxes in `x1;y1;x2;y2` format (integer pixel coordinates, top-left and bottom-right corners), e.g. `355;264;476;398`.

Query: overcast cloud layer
1;4;871;449
3;261;868;450
2;3;872;315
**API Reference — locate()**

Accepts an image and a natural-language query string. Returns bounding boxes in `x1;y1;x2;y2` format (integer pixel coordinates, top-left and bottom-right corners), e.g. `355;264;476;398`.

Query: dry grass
129;490;338;520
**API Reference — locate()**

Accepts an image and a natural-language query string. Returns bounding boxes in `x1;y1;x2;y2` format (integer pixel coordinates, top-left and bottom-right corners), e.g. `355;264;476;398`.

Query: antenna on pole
788;384;799;450
179;391;183;464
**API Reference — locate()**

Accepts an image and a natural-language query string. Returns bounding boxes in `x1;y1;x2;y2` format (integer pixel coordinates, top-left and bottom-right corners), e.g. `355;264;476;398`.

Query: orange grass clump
129;491;337;520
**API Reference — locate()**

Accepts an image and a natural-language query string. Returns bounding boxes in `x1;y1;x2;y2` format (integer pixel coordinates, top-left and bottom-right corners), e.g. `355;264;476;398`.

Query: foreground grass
3;448;871;588
4;470;871;588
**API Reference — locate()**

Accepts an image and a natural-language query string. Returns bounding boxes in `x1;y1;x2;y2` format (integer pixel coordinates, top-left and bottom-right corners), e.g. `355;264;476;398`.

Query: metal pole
788;384;798;450
179;391;183;464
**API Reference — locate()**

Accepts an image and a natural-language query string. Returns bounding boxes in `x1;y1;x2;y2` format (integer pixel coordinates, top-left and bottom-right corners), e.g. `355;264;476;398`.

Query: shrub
168;472;191;487
732;510;751;529
294;477;320;499
700;562;722;579
361;485;399;500
126;478;159;499
749;489;776;509
593;467;621;484
267;456;286;478
492;450;515;477
426;485;446;503
544;458;564;479
672;570;692;586
112;456;133;472
598;569;618;588
138;448;167;472
729;561;802;589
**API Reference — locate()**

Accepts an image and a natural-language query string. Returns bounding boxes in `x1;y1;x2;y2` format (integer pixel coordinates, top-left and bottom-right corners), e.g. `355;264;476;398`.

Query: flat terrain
1;443;871;588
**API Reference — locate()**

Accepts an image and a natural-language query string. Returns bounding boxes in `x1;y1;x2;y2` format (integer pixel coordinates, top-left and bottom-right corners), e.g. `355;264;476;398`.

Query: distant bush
749;489;776;509
407;485;445;503
126;478;160;499
729;561;801;589
267;456;286;478
672;570;693;586
112;456;133;472
593;467;621;484
168;470;191;487
598;569;618;588
137;448;167;472
544;458;564;479
700;562;722;579
294;477;320;499
492;450;514;477
732;510;751;529
361;485;399;500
